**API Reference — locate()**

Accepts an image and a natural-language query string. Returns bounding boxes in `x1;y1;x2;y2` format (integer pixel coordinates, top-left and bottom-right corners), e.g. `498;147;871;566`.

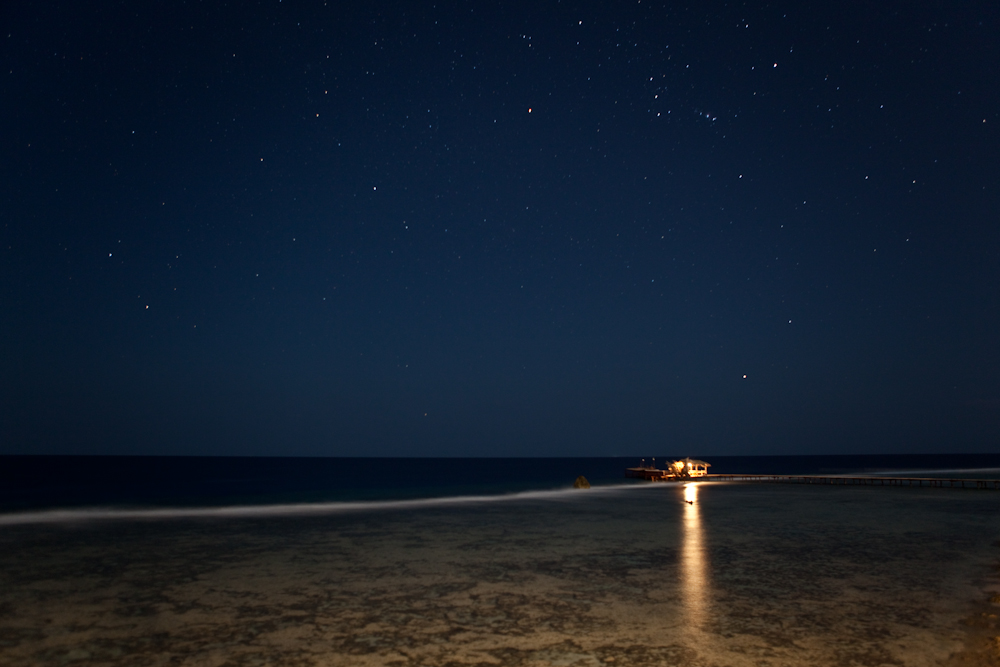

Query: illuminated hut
669;458;711;478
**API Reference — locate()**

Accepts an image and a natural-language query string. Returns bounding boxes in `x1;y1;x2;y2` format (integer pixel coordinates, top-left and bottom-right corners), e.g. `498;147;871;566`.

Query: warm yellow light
684;483;699;503
681;481;708;631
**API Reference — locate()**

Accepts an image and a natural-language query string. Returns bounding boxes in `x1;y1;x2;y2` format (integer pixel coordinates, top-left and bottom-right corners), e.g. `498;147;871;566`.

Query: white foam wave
0;483;657;527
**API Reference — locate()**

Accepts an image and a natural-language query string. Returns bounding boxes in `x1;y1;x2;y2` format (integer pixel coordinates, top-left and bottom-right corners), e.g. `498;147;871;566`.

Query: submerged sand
1;483;999;666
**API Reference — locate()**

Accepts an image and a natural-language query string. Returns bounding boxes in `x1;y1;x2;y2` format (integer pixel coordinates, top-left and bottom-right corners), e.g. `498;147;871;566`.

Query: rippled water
2;481;999;666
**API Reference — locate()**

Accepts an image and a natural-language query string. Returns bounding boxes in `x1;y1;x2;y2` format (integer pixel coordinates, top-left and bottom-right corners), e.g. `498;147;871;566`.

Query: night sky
2;0;998;457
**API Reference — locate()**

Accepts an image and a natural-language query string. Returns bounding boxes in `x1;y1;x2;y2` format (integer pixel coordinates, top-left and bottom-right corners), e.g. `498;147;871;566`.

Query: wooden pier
705;474;1000;490
625;467;674;481
625;460;1000;490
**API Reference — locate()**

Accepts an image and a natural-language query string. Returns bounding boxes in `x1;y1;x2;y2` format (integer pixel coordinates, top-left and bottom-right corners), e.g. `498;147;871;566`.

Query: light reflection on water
681;482;710;630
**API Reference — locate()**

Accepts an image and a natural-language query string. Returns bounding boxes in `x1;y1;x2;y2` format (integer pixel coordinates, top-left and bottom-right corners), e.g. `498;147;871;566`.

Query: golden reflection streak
681;482;710;629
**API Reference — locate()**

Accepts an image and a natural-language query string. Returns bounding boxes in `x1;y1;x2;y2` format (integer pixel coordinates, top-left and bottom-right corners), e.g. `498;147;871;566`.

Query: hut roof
679;458;711;466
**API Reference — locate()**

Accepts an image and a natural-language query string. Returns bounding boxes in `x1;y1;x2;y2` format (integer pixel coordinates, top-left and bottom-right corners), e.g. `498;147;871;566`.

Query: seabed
2;482;1000;666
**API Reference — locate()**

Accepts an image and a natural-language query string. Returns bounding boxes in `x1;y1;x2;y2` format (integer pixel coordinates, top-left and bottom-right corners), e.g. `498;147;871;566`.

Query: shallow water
2;482;999;666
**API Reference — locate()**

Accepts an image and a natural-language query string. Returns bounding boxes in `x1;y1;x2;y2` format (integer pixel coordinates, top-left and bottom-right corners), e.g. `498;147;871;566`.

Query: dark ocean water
3;453;1000;513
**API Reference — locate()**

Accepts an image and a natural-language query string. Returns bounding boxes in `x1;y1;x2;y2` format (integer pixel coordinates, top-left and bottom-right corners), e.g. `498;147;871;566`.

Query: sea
2;454;1000;666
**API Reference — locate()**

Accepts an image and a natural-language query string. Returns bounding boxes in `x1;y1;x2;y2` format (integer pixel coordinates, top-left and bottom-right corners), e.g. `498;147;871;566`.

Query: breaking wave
0;483;659;527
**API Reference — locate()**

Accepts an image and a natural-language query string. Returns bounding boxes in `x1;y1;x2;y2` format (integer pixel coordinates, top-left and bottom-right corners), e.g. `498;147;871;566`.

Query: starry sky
2;0;998;457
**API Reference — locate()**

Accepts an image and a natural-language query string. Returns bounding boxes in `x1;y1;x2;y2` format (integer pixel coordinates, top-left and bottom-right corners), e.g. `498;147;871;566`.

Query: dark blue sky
2;0;998;456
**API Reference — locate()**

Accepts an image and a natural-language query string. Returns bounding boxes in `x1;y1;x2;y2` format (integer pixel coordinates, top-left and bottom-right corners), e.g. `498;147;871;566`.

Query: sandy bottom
2;483;1000;666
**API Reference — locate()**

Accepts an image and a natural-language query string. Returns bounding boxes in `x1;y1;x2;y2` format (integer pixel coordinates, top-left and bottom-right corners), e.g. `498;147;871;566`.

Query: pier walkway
704;474;1000;490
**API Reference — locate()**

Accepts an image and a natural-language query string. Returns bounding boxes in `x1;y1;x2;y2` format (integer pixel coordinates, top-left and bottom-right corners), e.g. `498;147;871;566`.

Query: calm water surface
2;481;1000;666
